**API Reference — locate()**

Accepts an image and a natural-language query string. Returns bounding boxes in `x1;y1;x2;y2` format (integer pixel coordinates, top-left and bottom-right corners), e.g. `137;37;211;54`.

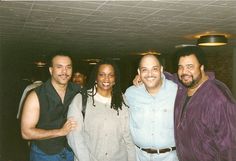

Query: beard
180;73;201;88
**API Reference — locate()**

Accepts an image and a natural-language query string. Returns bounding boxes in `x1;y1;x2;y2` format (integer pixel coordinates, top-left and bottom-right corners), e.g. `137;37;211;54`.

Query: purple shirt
174;73;236;161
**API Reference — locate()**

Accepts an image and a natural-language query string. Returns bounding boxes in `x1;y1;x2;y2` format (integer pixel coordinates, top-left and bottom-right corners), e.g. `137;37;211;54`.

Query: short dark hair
175;46;207;68
49;52;72;67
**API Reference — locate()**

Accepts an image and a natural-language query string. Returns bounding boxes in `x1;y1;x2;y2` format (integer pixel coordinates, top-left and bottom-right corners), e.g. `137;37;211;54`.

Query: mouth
59;74;69;79
181;74;192;80
102;82;111;87
145;77;156;81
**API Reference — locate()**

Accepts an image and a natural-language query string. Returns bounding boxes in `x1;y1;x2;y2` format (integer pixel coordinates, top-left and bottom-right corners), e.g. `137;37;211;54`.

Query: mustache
59;74;70;77
180;74;192;78
145;76;156;78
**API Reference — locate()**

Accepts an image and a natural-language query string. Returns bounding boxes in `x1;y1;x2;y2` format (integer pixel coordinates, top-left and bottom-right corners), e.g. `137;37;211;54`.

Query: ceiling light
139;51;161;55
175;44;196;48
34;55;47;67
197;35;227;46
34;61;47;67
88;62;98;65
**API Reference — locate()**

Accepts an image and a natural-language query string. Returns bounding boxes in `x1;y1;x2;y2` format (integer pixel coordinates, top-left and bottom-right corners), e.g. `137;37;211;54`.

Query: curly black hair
85;58;127;114
174;46;207;69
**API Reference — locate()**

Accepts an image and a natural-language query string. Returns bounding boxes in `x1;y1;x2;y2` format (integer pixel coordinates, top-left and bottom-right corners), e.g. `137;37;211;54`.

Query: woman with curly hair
67;59;135;161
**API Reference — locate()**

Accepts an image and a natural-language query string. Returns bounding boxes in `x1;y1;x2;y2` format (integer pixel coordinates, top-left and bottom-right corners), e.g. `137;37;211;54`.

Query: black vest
33;79;81;154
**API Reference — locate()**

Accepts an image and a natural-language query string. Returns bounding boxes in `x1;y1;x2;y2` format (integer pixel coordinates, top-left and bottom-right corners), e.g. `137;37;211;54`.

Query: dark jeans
30;144;74;161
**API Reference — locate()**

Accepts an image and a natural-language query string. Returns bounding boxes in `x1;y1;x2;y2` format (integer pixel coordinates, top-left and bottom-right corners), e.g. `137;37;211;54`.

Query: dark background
0;51;142;161
0;47;235;161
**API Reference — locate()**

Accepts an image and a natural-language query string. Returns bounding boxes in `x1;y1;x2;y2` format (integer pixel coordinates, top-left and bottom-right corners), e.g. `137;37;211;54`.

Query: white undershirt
94;93;111;105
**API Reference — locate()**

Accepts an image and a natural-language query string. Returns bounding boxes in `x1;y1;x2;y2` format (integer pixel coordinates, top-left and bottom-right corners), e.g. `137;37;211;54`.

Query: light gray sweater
67;93;135;161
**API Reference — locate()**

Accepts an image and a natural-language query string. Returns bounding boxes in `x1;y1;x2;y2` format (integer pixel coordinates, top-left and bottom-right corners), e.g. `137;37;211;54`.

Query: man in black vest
21;53;81;161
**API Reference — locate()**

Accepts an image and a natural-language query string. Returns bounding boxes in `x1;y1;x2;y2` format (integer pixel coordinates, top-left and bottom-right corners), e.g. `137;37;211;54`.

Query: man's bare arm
21;91;76;140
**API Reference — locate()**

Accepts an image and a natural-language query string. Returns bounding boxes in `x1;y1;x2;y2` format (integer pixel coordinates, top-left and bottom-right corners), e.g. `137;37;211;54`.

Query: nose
181;67;191;75
183;67;188;73
62;67;67;73
147;70;153;76
104;75;110;81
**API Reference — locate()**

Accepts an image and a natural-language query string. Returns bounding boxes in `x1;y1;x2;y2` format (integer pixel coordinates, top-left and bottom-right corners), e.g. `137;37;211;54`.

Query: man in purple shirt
174;46;236;161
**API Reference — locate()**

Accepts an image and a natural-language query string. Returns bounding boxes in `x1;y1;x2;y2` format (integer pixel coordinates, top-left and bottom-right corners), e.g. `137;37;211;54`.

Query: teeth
147;78;154;81
103;83;110;86
183;76;190;79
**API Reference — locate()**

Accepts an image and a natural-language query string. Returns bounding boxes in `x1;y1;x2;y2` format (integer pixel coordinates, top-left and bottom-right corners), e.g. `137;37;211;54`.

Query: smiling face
96;64;115;95
178;54;204;88
138;55;163;94
49;55;72;86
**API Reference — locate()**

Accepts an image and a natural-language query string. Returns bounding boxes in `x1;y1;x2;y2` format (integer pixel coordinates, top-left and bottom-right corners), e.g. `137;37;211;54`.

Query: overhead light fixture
34;61;47;67
82;59;100;65
34;54;47;67
175;44;196;48
139;51;161;56
197;35;227;46
82;58;120;65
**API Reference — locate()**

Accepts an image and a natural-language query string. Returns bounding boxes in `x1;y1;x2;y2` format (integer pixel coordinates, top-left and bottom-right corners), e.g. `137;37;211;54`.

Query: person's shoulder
119;104;129;117
165;78;178;89
208;79;235;102
68;81;83;92
207;79;227;94
73;92;83;100
125;85;143;94
69;81;80;88
24;90;38;101
126;85;136;91
26;81;43;89
34;81;45;92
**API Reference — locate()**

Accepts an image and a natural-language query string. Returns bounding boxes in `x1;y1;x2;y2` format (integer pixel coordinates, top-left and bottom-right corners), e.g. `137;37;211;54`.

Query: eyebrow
178;63;193;66
54;63;72;67
140;65;159;68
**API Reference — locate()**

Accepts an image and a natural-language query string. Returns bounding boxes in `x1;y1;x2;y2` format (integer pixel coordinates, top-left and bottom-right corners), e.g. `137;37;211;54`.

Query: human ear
49;67;52;75
200;65;204;72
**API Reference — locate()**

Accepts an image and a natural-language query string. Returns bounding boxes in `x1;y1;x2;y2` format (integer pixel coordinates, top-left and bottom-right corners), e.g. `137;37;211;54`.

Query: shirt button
105;152;108;155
